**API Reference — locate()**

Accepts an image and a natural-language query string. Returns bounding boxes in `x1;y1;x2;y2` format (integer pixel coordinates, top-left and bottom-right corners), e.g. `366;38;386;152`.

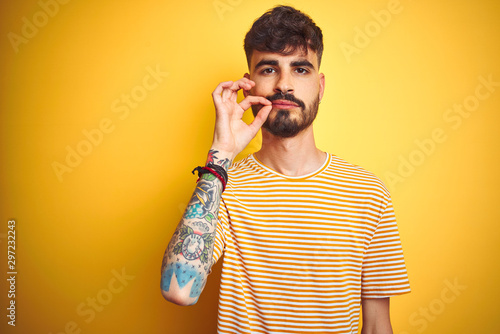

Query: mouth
271;99;299;109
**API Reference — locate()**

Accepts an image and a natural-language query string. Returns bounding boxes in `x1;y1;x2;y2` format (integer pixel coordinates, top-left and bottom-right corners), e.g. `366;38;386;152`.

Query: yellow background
1;0;499;333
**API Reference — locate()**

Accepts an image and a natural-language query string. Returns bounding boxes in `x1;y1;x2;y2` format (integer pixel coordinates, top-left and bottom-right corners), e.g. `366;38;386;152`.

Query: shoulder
326;154;391;199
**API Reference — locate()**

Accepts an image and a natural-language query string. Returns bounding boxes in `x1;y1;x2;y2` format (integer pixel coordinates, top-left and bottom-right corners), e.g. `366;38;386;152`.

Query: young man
161;6;410;334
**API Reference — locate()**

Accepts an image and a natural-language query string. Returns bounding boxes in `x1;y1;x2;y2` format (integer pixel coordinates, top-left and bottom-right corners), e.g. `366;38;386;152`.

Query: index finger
239;95;271;111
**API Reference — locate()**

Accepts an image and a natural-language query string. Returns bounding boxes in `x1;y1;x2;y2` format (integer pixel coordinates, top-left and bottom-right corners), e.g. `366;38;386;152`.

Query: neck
255;126;326;177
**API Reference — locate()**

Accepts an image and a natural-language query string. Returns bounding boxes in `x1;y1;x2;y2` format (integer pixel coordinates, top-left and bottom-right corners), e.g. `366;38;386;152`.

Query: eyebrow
254;59;278;71
291;60;315;69
254;59;315;71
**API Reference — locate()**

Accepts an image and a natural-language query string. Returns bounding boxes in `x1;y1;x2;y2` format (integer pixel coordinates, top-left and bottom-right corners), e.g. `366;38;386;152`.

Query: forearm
160;149;231;305
361;298;393;334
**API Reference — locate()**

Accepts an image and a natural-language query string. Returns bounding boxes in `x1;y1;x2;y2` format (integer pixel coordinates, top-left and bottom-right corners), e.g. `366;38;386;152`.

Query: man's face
245;48;325;138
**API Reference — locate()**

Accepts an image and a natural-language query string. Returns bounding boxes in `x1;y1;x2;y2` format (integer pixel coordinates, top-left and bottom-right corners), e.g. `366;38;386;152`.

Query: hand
210;78;272;160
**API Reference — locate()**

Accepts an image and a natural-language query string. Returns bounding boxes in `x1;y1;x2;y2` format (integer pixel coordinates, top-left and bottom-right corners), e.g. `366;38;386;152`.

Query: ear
243;73;251;97
319;73;325;102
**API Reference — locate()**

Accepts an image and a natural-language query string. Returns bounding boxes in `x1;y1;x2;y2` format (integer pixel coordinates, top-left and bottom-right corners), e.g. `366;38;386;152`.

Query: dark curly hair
244;5;323;68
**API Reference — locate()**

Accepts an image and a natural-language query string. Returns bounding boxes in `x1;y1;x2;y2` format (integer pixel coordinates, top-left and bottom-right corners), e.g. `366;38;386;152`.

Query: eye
296;67;309;74
262;68;276;74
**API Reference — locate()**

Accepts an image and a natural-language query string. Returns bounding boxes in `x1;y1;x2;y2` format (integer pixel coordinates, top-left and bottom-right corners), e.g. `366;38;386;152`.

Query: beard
252;92;320;138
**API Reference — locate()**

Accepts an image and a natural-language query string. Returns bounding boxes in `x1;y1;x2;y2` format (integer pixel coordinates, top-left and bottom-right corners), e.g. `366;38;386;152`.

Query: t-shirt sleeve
361;197;411;298
212;198;228;264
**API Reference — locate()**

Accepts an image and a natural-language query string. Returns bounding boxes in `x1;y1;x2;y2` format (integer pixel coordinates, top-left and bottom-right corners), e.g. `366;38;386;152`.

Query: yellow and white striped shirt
213;153;410;334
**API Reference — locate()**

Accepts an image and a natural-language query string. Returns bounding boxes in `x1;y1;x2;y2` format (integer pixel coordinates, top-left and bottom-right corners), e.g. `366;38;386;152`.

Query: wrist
207;148;233;171
193;165;227;192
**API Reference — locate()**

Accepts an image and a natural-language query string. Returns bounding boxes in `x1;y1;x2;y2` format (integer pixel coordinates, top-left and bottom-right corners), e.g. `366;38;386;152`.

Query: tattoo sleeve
161;149;231;304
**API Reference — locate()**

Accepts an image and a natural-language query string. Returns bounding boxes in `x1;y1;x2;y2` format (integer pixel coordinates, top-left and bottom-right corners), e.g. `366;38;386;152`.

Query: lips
266;93;306;110
272;99;299;109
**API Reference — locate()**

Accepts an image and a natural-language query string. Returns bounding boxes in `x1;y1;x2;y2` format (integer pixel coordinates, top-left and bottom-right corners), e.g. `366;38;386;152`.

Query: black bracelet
192;166;207;178
192;165;226;191
206;163;228;186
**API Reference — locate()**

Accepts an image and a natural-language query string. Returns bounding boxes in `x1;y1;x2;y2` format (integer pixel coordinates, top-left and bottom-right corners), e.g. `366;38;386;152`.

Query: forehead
249;49;319;72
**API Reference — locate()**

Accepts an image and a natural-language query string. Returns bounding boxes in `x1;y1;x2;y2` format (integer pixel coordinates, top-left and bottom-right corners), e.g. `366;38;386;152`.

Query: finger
238;95;271;111
221;84;235;101
248;105;272;132
241;79;256;96
212;81;234;104
212;78;254;96
226;78;254;96
218;79;246;101
222;78;254;102
212;81;234;96
231;77;254;89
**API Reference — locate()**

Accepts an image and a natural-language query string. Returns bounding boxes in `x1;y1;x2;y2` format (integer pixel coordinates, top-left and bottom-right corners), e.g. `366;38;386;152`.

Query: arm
160;149;230;306
160;78;272;306
361;298;393;334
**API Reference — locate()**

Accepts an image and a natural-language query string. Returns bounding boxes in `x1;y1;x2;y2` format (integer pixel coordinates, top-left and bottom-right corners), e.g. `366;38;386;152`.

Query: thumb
248;105;272;133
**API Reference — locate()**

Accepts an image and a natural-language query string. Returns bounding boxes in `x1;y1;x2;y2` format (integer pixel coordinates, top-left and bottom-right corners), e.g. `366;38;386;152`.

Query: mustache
266;93;306;109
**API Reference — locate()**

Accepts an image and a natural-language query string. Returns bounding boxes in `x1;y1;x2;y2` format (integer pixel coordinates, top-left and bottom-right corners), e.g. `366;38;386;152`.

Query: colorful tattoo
161;262;205;298
172;226;215;264
183;179;219;224
207;149;232;171
206;149;217;165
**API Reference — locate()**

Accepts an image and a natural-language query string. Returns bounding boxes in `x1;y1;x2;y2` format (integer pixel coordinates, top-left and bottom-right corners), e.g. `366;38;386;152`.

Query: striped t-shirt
212;153;410;334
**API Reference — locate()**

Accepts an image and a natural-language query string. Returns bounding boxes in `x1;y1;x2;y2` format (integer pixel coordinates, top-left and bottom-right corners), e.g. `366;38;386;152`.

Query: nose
274;72;293;96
